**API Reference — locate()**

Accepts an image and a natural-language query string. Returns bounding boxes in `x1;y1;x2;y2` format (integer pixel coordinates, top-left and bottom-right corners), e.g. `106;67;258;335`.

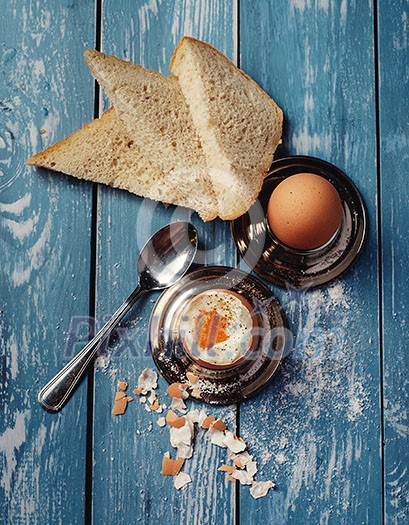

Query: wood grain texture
0;1;95;524
1;1;407;524
239;0;382;523
91;2;237;524
378;1;409;523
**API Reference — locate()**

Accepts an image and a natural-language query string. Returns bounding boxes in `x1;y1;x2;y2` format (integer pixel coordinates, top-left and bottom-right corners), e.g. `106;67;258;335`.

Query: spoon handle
38;284;144;412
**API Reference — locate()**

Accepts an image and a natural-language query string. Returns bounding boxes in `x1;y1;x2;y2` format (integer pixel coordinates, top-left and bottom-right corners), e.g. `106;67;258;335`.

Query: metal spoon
38;221;198;413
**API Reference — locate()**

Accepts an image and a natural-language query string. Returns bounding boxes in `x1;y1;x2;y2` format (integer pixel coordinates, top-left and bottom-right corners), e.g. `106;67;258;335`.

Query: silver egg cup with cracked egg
149;266;291;405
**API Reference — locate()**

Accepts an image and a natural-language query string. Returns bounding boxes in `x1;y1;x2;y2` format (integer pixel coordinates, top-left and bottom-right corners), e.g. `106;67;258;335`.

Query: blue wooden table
1;1;408;524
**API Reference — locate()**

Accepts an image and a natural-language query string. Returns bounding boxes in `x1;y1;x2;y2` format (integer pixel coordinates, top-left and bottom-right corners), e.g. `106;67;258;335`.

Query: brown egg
267;172;343;250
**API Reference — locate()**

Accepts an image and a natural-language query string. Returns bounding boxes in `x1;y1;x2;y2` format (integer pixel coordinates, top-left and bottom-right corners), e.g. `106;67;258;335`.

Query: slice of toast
84;50;218;219
170;37;283;220
26;108;217;221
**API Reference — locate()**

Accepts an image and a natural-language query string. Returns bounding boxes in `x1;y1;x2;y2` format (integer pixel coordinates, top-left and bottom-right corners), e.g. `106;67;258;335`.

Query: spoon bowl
138;221;198;290
38;221;198;412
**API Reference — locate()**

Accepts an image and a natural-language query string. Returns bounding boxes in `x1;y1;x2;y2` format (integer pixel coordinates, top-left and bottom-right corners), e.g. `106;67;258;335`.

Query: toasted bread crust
28;39;283;223
170;36;283;219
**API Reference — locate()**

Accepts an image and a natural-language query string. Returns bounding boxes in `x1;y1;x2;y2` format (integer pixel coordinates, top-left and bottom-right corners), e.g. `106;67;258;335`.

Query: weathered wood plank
0;1;95;524
92;1;237;524
378;1;409;523
239;0;382;523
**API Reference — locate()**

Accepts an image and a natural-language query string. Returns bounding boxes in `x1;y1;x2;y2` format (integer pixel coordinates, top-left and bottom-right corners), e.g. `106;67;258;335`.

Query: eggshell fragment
219;465;236;473
201;415;216;429
186;372;198;384
249;481;275;499
166;410;186;429
147;391;157;405
211;419;227;432
161;456;185;476
231;469;253;485
167;382;189;399
223;431;246;453
112;392;128;415
150;399;160;411
191;387;202;399
234;458;243;468
137;368;158;395
230;451;253;467
174;472;192;490
247;460;258;478
185;409;206;426
209;427;227;448
170;421;194;459
157;417;166;428
170;397;187;413
114;391;126;401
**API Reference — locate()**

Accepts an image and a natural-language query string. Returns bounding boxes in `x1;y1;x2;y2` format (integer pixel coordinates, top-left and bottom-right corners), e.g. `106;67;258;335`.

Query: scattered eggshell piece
234;458;244;469
209;427;227;448
201;415;216;429
230;451;253;467
246;460;258;478
166;410;186;429
185;409;202;425
157;417;166;428
186;372;198;384
161;456;185;476
211;419;227;432
223;431;246;453
170;421;194;459
112;392;128;415
147;391;157;405
170;397;187;414
191;387;202;399
219;465;236;473
231;470;253;485
249;481;275;499
110;368;273;498
150;399;160;411
174;472;192;490
137;368;158;395
167;382;189;399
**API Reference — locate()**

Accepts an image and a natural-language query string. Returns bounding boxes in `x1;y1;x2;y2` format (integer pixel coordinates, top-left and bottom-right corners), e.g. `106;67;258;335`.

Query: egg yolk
179;290;254;368
267;172;343;251
196;309;229;350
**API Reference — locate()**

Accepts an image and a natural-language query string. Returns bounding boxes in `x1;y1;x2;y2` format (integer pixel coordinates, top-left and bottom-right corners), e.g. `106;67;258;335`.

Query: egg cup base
231;156;367;289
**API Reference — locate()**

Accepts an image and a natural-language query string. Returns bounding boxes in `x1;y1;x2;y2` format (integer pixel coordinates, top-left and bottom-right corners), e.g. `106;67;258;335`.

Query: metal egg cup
232;156;367;289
